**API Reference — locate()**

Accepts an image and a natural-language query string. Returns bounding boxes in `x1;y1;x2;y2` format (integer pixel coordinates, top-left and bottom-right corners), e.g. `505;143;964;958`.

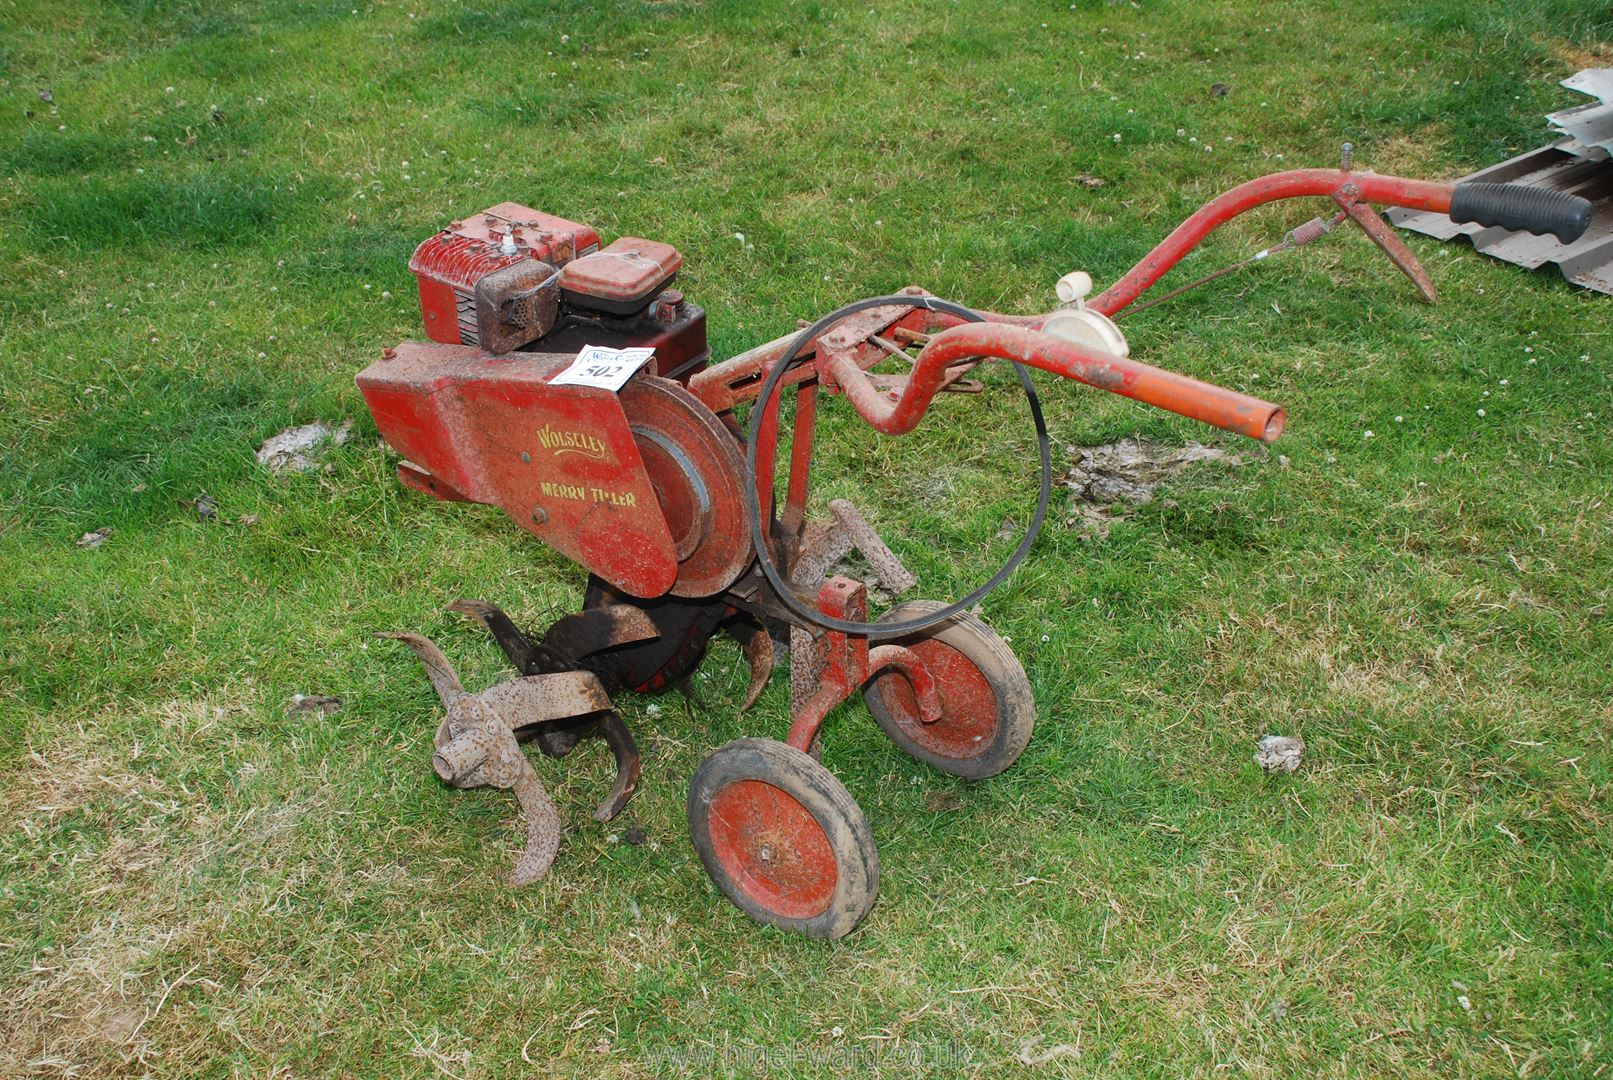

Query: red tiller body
361;170;1510;608
357;342;682;598
362;164;1591;936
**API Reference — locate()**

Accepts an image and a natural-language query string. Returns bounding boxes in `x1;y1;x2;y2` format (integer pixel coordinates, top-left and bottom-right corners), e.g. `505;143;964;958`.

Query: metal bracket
1334;185;1438;304
783;578;939;754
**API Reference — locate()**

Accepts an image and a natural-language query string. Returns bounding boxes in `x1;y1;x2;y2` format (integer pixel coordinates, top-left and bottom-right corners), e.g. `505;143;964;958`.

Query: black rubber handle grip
1450;182;1592;244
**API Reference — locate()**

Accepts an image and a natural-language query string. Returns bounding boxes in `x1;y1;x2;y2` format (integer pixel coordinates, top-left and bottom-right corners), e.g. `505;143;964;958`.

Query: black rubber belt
743;295;1052;639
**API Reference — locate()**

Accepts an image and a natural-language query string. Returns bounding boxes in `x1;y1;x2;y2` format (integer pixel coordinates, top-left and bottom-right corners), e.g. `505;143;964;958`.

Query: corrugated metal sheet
1388;69;1613;294
1547;69;1613;160
1388;143;1613;295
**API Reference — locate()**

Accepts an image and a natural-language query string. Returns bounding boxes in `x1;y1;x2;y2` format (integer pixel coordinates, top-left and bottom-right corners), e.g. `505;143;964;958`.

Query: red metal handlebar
697;168;1458;447
1088;169;1454;315
820;322;1286;443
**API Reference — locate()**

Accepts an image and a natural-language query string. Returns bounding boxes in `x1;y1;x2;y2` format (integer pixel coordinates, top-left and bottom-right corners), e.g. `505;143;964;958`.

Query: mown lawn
2;0;1610;1075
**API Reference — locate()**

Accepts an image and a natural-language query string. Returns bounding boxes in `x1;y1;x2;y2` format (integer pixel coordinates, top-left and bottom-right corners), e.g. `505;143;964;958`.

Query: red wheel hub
705;779;838;920
877;639;998;758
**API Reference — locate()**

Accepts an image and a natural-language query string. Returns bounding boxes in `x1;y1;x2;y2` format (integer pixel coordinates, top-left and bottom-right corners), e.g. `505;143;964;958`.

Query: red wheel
863;600;1035;779
688;738;878;939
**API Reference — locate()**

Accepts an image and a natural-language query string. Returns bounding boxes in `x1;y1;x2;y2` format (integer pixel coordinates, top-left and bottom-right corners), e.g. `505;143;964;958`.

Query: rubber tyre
688;738;879;939
863;600;1035;779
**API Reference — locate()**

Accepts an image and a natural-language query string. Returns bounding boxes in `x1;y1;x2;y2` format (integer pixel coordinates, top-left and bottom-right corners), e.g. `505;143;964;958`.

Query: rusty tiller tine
1336;195;1438;304
474;670;615;725
447;598;572;675
477;669;646;827
376;630;465;706
543;603;661;661
508;764;563;886
448;598;601;757
477;675;609;764
529;720;598;759
591;710;642;823
441;611;643;821
724;617;775;711
378;631;567;885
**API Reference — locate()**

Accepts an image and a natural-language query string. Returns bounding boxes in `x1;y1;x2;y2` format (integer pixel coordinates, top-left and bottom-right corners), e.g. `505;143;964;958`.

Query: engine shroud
409;203;600;349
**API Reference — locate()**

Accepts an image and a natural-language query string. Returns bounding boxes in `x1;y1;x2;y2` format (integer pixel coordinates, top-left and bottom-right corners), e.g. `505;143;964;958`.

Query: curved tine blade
477;671;613;727
447;599;568;675
375;632;464;706
528;716;599;758
726;619;775;711
1343;200;1438;304
509;765;561;885
543;604;660;659
591;711;642;823
444;598;499;622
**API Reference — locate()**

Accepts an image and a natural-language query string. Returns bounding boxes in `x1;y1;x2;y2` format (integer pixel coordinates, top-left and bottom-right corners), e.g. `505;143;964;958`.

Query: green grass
2;0;1611;1075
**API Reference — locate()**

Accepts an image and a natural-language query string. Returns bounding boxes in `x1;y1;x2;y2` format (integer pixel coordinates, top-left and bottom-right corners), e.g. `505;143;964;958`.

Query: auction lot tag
549;345;656;391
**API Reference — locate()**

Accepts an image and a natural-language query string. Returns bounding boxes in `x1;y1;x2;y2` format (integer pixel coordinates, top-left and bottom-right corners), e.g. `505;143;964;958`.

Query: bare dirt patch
1062;438;1244;538
1552;41;1613;70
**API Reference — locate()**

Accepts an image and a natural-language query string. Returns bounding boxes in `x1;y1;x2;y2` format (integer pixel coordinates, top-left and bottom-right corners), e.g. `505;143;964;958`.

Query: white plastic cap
1055;270;1093;305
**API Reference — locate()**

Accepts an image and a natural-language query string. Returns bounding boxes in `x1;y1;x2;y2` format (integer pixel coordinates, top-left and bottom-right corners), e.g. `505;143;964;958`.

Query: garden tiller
360;164;1589;938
